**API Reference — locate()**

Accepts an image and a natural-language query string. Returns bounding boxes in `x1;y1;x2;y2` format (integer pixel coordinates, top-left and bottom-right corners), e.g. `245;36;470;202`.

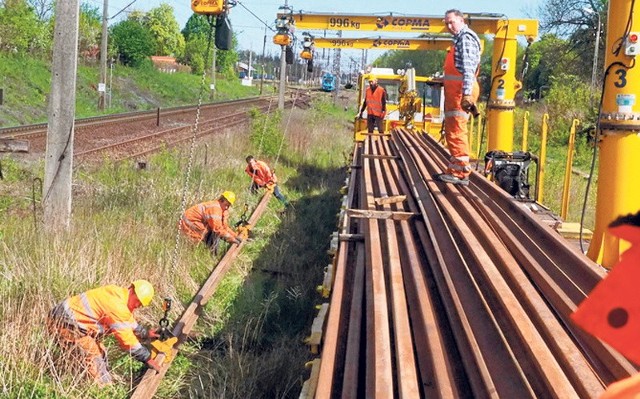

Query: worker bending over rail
435;9;481;186
245;155;289;207
47;280;161;386
357;77;387;134
179;191;245;253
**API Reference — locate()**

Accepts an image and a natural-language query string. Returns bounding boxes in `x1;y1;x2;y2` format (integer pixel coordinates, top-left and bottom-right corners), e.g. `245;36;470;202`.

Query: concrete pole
44;0;80;232
98;0;108;110
277;0;289;110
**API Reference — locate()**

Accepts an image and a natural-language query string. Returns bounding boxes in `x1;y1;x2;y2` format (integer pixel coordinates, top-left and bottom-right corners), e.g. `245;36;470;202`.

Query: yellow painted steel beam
312;36;485;52
313;36;450;50
279;12;538;38
588;0;640;268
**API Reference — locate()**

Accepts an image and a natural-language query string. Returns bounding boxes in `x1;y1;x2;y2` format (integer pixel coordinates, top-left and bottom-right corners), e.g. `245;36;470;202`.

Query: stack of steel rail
312;127;637;398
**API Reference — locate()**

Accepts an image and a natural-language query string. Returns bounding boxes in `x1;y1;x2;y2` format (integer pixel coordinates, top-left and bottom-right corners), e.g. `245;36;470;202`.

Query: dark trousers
367;114;385;133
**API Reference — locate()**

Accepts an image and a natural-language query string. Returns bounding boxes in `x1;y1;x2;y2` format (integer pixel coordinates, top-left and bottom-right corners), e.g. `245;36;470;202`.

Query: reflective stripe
111;321;138;330
450;155;470;162
80;293;104;334
443;75;464;81
203;214;222;221
445;110;470;119
181;215;200;230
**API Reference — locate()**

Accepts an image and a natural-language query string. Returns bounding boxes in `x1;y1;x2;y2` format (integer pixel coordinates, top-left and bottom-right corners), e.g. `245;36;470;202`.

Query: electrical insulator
191;0;225;15
500;57;510;71
625;32;639;56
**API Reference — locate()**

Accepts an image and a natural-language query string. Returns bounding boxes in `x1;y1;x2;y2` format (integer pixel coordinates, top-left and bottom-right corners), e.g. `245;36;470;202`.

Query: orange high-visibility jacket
245;160;277;187
364;86;386;117
51;285;150;362
180;200;238;243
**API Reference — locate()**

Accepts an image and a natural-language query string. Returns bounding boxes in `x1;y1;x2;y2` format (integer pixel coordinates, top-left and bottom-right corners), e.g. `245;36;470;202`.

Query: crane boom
312;36;484;52
278;12;538;38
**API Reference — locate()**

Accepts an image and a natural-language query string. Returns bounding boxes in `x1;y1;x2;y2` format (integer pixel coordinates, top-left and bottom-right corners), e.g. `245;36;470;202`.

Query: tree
78;3;101;61
110;19;155;67
144;3;185;58
537;0;607;82
0;0;50;54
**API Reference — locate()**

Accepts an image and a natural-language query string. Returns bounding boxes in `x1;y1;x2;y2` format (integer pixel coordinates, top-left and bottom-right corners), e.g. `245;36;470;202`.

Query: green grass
0;52;260;127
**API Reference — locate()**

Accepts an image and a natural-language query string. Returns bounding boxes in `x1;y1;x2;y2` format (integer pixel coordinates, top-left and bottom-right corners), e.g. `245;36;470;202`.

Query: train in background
321;72;336;92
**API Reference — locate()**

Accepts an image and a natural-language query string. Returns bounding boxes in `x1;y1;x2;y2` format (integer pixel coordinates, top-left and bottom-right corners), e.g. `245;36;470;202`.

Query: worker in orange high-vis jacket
47;280;161;386
245;155;289;206
435;9;481;186
358;77;387;134
179;191;242;253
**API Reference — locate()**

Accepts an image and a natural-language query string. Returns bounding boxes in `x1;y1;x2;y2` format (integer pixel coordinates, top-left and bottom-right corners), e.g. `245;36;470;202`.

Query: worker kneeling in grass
245;155;289;207
47;280;162;386
179;191;246;254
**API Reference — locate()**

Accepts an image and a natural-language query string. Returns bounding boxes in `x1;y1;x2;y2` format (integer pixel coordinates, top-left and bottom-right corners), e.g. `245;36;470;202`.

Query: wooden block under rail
374;195;406;205
299;359;322;399
0;139;29;153
346;209;416;221
305;303;329;355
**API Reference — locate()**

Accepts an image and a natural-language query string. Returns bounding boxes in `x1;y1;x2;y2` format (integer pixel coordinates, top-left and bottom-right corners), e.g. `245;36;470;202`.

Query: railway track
1;95;309;162
312;128;635;398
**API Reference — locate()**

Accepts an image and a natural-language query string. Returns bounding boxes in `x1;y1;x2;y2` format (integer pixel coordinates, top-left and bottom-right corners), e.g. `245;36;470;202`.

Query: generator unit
484;150;537;200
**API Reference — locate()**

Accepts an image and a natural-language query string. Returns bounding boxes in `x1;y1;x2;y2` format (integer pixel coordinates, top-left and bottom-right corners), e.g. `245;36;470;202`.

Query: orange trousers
443;84;479;178
48;318;112;385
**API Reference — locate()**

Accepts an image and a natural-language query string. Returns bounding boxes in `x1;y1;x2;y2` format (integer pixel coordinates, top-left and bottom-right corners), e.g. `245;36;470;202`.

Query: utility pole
260;26;267;95
211;19;217;100
98;0;108;110
44;0;80;232
277;0;289;110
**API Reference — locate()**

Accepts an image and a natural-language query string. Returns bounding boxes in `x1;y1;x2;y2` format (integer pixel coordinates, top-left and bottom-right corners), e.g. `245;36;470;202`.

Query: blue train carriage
321;73;336;92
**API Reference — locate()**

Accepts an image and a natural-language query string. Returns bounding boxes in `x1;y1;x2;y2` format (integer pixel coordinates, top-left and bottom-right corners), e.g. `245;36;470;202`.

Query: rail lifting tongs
149;298;178;366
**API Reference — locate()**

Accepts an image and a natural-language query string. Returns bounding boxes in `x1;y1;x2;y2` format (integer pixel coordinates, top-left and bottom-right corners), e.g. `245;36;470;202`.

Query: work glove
381;111;386;119
146;358;162;372
266;182;276;191
461;95;480;117
148;328;160;340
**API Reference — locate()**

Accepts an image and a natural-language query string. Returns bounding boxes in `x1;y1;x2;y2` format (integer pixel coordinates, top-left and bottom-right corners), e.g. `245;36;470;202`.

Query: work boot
436;173;469;186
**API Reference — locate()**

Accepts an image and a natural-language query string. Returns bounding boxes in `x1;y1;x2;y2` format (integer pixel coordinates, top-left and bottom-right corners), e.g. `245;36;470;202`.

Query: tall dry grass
0;98;354;398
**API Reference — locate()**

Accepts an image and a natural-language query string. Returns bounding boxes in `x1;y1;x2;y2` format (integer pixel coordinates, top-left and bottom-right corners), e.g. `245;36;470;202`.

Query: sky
100;0;543;67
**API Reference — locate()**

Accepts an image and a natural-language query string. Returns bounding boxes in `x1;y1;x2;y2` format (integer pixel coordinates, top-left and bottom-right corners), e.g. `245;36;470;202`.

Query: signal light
625;32;640;56
500;57;510;71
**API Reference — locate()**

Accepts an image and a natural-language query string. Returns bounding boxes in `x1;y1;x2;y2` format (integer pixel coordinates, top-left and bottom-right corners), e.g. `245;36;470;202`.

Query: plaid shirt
453;25;481;96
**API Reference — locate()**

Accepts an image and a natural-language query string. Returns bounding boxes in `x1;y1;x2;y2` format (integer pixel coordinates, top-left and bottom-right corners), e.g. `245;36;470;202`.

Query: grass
0;52;261;127
0;97;353;398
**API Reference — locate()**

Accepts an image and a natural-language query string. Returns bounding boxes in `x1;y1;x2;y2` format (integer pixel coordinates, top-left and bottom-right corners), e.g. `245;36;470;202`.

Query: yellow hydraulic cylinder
587;0;640;268
561;119;579;220
536;114;549;204
522;111;530;152
487;32;525;152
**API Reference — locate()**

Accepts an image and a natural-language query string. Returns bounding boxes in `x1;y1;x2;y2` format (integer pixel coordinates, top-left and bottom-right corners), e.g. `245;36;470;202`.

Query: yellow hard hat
132;279;154;307
221;191;236;205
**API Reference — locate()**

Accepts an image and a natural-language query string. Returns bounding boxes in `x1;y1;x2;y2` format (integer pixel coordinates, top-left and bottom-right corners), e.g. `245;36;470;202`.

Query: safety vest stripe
110;321;138;330
61;299;82;328
445;110;470;119
181;215;200;230
79;293;104;334
203;214;222;221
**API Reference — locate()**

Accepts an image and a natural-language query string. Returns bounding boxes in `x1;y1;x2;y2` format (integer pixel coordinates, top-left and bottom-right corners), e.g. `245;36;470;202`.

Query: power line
235;0;276;32
110;0;138;20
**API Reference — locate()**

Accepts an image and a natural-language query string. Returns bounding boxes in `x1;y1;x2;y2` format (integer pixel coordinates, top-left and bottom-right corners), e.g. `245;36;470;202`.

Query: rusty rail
309;128;637;398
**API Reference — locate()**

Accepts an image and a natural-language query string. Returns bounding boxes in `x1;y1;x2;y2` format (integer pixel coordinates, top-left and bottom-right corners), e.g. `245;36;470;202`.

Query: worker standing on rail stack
436;9;481;186
179;191;244;253
47;280;162;386
357;77;387;134
245;155;289;207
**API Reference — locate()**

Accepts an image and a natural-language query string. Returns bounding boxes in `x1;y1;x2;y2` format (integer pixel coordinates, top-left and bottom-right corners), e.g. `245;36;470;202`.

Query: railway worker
244;155;289;206
179;191;243;253
357;77;387;134
435;9;482;186
47;280;161;386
